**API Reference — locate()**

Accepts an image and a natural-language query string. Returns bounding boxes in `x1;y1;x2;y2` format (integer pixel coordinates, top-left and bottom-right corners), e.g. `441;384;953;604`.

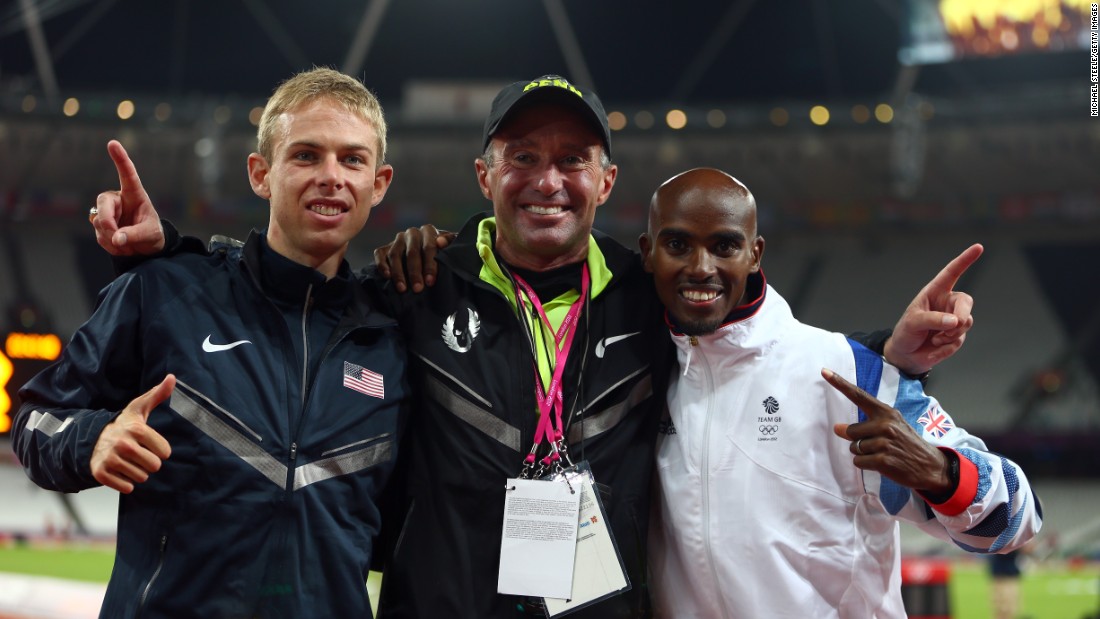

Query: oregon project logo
442;308;481;353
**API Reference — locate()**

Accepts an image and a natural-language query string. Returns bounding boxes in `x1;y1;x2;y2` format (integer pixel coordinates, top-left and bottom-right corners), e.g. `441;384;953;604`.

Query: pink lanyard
513;264;590;476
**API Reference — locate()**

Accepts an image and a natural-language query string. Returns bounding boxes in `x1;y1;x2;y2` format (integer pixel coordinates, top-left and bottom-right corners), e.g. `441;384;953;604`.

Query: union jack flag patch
918;406;954;439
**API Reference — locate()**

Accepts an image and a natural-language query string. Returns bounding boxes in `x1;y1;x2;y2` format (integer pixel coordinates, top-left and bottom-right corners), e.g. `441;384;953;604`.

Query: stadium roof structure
0;0;1089;111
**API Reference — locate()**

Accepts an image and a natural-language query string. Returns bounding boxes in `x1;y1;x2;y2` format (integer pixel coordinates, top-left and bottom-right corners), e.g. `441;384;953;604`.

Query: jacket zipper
288;285;372;486
300;285;314;407
135;534;168;618
693;342;734;619
285;285;314;495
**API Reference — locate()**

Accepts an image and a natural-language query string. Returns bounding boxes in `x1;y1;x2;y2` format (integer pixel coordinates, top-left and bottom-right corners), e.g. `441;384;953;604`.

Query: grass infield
0;544;114;583
0;546;1096;618
948;559;1099;619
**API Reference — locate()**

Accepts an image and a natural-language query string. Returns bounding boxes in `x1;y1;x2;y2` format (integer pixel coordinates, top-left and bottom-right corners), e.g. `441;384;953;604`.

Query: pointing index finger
821;368;888;420
926;244;983;297
107;139;149;202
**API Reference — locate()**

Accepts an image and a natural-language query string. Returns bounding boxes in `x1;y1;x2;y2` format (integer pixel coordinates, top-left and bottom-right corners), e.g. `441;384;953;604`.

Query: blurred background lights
665;109;687;130
875;103;894;123
249;106;264;126
21;95;36;113
851;104;870;124
154;103;172;122
1031;27;1049;47
607;111;627;131
809;105;830;126
194;137;216;158
634;110;654;130
62;97;79;117
769;107;789;127
116;100;135;120
706;109;726;128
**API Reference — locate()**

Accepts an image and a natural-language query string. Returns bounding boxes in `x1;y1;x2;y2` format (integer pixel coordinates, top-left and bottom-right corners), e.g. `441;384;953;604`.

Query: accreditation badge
541;461;631;617
498;475;582;599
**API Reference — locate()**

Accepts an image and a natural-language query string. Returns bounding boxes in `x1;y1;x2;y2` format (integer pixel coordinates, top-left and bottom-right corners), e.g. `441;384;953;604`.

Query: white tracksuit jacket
651;282;1042;619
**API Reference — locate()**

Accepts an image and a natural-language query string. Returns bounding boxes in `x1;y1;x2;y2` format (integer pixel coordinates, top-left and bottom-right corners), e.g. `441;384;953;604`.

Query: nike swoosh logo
595;332;641;359
202;335;252;353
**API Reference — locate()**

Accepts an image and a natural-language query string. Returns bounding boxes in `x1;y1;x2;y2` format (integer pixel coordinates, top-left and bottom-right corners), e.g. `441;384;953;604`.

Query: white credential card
544;474;630;616
497;478;582;599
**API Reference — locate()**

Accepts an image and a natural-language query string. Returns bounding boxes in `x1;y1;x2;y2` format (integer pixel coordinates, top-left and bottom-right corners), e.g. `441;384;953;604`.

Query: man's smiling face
475;101;617;271
640;168;764;335
249;97;392;277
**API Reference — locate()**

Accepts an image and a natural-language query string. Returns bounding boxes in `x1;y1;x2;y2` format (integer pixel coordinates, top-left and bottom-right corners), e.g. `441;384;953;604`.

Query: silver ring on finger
855;438;864;455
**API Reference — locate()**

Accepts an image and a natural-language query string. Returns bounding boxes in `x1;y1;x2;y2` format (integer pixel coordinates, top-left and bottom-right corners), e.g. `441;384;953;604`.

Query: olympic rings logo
758;425;779;435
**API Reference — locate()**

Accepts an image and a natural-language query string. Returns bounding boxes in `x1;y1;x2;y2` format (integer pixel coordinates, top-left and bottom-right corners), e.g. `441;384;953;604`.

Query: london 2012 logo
758;396;781;441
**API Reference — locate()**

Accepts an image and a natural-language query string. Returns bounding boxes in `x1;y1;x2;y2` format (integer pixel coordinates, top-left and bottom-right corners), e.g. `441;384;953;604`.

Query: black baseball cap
482;75;612;158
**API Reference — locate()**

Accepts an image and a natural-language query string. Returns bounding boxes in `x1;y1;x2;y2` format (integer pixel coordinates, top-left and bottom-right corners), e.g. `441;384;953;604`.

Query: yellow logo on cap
523;77;583;98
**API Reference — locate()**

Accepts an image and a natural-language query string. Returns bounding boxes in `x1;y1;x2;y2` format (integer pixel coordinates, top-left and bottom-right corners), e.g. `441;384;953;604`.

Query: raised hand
91;140;166;256
822;368;951;494
372;224;456;293
90;374;175;494
883;244;983;376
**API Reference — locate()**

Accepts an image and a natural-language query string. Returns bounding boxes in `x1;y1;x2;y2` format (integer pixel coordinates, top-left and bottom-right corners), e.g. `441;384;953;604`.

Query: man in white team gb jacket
641;168;1042;619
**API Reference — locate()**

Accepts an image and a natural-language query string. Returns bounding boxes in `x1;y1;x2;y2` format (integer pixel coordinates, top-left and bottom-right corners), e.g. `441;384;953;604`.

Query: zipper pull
290;442;298;461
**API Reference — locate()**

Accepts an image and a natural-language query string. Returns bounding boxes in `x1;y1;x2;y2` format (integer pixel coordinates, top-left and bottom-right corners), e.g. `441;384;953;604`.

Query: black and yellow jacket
376;212;669;619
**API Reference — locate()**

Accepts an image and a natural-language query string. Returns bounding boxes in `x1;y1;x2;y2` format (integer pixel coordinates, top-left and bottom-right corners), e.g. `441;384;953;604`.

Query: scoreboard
0;332;62;434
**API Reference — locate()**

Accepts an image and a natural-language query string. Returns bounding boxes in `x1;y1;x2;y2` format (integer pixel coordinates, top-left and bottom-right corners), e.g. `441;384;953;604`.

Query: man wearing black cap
373;74;667;618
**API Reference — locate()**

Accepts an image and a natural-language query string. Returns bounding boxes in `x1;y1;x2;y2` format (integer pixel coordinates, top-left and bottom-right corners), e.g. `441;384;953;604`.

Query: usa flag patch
918;406;954;439
343;361;384;399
